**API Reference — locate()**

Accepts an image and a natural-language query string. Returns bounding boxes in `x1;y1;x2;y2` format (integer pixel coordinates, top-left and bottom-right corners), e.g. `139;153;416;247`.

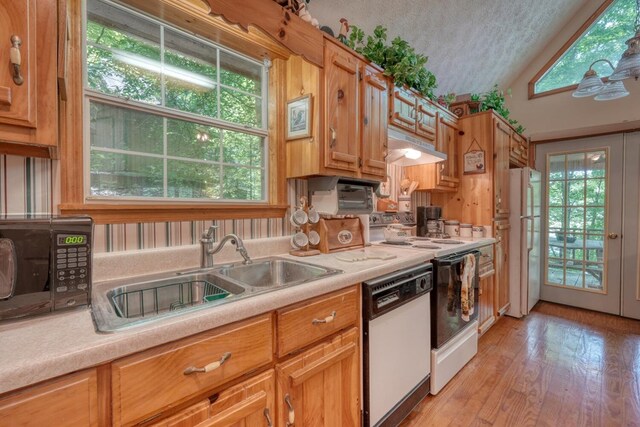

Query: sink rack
110;280;230;319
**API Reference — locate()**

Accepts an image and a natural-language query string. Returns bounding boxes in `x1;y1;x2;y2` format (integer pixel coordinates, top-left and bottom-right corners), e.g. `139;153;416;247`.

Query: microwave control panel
52;232;92;308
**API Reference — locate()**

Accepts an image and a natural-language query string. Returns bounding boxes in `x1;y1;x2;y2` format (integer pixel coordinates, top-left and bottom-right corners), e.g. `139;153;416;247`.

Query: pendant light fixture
572;59;629;99
609;0;640;81
573;0;639;100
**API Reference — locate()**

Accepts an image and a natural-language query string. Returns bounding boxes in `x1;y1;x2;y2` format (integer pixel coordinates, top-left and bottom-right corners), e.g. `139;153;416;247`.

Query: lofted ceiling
309;0;590;95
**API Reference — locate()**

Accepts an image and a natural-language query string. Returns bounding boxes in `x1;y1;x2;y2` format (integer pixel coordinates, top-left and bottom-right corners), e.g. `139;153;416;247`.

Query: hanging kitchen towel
460;253;476;322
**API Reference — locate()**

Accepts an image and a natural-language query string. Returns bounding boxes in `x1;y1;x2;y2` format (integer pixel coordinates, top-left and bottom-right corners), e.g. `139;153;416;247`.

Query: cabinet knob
9;35;24;86
608;233;619;239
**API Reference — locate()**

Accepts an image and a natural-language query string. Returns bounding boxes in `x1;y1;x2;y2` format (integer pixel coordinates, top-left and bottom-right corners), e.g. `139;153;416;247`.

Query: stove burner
432;240;464;244
412;244;441;249
380;241;413;246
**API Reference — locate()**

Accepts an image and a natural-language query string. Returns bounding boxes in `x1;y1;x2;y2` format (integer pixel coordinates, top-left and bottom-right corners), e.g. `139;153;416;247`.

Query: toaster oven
0;216;93;321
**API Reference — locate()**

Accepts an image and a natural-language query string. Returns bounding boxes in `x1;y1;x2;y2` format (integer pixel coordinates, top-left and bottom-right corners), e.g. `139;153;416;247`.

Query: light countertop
0;236;494;395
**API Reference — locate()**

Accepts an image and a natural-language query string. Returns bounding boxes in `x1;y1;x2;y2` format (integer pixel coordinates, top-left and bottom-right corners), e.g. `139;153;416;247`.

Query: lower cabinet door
275;328;360;427
0;369;99;426
150;400;210;427
203;370;275;427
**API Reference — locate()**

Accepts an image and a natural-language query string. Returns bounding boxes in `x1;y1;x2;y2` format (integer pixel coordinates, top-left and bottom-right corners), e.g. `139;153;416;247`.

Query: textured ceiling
309;0;589;95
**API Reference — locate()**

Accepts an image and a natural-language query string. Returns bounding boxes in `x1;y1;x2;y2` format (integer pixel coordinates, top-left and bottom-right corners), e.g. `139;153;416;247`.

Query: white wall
507;0;640;141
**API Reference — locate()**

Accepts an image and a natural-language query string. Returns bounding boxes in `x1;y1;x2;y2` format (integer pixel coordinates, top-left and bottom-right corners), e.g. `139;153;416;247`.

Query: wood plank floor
401;302;640;427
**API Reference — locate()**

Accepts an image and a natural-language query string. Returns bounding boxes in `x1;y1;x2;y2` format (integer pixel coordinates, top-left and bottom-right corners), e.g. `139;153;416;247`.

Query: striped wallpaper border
1;155;432;253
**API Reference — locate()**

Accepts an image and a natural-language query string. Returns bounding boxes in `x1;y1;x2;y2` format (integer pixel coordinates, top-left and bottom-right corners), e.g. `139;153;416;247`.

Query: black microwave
0;216;93;321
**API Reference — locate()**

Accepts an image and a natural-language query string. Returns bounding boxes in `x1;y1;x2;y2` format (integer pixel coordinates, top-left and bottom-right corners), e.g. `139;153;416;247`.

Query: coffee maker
417;206;445;238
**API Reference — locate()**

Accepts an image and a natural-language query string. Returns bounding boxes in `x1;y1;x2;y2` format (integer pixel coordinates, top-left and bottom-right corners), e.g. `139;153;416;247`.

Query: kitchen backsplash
2;155;422;253
0;155;56;215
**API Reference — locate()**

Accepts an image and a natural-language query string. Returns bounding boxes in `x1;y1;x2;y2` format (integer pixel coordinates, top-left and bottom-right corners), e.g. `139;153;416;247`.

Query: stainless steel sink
214;258;341;289
92;257;342;332
92;273;245;332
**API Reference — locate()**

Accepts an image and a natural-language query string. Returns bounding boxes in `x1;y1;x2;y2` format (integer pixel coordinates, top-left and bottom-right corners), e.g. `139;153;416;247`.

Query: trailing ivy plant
343;25;438;99
473;85;526;134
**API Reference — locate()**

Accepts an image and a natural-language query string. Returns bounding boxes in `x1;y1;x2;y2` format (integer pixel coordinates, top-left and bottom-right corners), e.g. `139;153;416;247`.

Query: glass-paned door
536;135;623;315
546;150;607;291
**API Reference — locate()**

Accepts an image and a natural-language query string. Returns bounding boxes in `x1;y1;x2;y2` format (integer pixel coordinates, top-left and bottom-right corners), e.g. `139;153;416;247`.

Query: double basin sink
91;257;342;332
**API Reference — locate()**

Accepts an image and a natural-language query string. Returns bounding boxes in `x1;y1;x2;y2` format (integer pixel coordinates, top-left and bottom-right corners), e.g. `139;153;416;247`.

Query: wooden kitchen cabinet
360;64;389;178
389;85;418;132
0;0;59;158
0;368;99;426
277;286;359;357
324;39;360;175
276;328;360;427
205;370;275;427
111;313;273;426
286;39;387;180
509;130;529;168
477;244;496;336
149;400;210;427
494;119;511;218
494;221;510;316
416;96;438;143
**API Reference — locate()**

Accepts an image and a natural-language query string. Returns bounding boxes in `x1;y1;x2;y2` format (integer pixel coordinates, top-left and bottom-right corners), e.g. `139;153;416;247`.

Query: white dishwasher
363;263;433;427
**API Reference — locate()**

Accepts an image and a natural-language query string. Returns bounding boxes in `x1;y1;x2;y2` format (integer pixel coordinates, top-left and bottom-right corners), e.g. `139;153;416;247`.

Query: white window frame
82;0;270;203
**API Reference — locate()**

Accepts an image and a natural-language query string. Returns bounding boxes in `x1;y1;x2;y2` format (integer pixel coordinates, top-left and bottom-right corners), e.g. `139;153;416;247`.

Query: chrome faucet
200;226;252;268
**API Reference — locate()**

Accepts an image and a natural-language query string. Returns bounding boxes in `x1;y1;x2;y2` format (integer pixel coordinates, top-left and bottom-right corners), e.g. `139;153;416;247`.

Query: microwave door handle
0;238;17;300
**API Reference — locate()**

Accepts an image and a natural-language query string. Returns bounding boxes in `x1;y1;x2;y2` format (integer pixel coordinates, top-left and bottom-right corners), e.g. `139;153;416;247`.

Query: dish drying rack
110;280;230;319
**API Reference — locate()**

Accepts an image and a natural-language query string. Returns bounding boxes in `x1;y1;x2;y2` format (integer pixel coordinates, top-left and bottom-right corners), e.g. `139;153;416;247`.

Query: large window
85;0;268;201
532;0;636;96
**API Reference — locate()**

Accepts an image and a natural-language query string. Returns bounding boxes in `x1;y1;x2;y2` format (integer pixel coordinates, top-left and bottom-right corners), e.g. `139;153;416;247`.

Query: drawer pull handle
10;35;24;86
285;394;295;427
264;408;273;427
183;351;231;375
312;310;336;325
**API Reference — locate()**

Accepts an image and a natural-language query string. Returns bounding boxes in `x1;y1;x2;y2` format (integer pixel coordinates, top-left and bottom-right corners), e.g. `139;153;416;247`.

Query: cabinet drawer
112;314;273;426
277;286;358;356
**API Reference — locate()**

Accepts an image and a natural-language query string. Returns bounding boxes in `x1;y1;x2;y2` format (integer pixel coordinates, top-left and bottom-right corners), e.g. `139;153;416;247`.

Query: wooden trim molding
59;204;289;224
60;0;289;223
527;0;614;100
206;0;324;68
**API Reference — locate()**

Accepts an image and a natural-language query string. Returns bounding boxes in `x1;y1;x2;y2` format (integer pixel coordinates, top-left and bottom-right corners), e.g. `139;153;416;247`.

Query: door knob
608;233;618;239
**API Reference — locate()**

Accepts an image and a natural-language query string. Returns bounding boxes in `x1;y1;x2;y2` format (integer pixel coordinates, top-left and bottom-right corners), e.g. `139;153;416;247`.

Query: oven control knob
418;277;428;291
371;216;378;223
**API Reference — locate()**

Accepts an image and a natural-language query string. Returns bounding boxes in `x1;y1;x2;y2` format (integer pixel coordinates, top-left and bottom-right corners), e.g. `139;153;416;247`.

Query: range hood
387;128;447;166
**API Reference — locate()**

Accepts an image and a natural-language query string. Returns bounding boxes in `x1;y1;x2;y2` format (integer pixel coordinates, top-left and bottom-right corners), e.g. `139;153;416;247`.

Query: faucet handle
202;225;218;240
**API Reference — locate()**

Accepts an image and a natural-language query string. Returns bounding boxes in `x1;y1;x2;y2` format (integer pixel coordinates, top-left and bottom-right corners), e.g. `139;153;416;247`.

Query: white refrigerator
507;167;541;318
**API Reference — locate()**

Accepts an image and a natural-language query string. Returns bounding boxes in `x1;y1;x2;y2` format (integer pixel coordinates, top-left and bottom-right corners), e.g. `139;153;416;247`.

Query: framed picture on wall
463;138;486;174
286;94;312;140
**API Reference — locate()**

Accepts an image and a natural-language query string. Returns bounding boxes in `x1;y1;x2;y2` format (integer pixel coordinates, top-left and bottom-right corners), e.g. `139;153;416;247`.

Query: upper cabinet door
0;0;57;155
324;41;359;173
437;114;460;186
389;86;417;132
0;0;37;127
360;65;388;178
416;98;437;143
494;119;511;217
